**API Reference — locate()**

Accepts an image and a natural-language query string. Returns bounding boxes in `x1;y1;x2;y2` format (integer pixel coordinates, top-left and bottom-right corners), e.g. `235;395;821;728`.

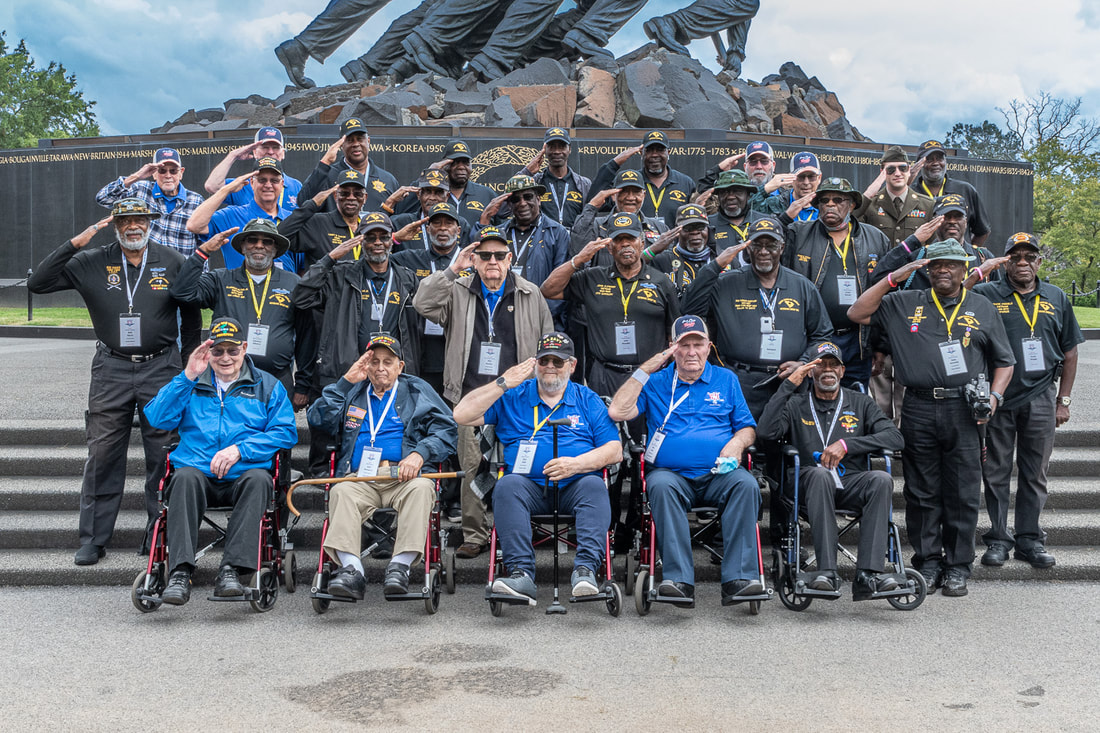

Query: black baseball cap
476;226;508;246
814;341;844;363
675;204;709;227
367;334;402;359
254;157;283;175
210;317;244;346
428;201;462;224
536;332;575;359
933;194;968;217
746;217;784;243
608;212;643;239
443;140;472;160
612;169;644;189
544;128;571;144
1005;232;1040;252
336;169;367;189
341;118;367;137
417;169;448;190
917;139;946;160
358;211;393;234
643;130;669;149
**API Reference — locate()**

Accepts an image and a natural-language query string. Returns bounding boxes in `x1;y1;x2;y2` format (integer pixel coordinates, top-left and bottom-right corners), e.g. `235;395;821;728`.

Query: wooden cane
286;471;464;517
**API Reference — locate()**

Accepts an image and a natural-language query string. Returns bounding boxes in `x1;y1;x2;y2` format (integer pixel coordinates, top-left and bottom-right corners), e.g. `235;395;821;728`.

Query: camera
965;373;992;422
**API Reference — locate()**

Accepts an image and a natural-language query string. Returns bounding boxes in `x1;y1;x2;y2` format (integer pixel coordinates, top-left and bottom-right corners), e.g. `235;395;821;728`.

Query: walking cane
546;417;573;615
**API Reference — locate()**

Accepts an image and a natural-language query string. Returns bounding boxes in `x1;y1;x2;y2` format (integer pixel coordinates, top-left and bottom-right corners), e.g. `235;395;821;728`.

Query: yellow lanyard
732;223;748;242
930;287;967;338
531;403;562;438
646;183;666;215
246;272;272;323
616;277;640;321
348;219;362;260
831;223;852;275
921;179;945;199
1013;291;1041;337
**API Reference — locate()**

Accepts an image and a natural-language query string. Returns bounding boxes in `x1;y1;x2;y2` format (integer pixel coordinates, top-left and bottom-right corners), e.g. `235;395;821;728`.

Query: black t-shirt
870;287;1015;390
818;241;857;330
357;265;405;352
973;280;1084;410
564;264;681;366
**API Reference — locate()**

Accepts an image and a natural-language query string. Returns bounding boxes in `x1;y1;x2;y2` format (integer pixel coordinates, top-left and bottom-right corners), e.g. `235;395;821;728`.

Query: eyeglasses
210;347;242;357
508;192;538;204
360;232;389;243
748;241;781;252
336;188;367;198
254;177;281;188
817;196;851;206
795;172;820;181
538;356;566;368
157;166;180;175
682;224;708;233
476;251;510;261
885;164;910;175
244;235;275;247
1009;252;1040;263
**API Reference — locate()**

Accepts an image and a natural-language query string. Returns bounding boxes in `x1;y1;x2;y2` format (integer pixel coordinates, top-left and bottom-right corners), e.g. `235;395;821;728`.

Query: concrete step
0;445;312;477
0;419;312;446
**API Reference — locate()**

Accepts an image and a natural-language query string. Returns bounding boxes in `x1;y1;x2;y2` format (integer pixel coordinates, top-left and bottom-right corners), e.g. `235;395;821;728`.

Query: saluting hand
716;241;749;269
224;171;257;194
719;152;745;171
765;173;795;194
639;347;674;375
185;339;215;380
977;255;1010;278
784;358;819;386
392;216;429;243
483;192;509;222
199;227;239;254
785;191;815;219
499;358;536;389
72;215;115;249
908;158;925;185
890;258;930;286
525;147;545;174
312;184;339;207
650;226;681;256
343;350;372;384
384;185;418;209
589;187;621;208
912;215;944;244
576;237;610;265
329;233;364;261
451;242;479;274
693;188;714;206
322;136;346;166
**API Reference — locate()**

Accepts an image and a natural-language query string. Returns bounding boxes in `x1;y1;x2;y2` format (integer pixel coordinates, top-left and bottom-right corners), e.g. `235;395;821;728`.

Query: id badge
424;319;445;336
371;302;385;322
119;313;142;348
829;467;844;490
837;276;858;305
644;430;666;463
512;439;538;475
511;266;524;279
357;447;383;477
615;321;637;356
1022;337;1046;372
939;339;966;376
760;330;784;361
760;316;774;334
478;342;502;376
247;323;269;357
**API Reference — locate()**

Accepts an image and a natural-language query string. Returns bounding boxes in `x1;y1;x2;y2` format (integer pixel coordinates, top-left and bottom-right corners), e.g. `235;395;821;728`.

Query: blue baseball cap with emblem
254;127;284;147
154;148;182;167
672;314;709;343
745;141;773;161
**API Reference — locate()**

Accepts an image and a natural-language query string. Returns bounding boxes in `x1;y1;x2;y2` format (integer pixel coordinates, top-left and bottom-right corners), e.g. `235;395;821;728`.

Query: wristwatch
990;390;1003;404
1059;395;1072;407
496;376;510;392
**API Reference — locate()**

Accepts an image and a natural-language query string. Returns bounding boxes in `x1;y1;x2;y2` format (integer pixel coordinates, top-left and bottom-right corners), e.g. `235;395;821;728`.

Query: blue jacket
144;358;298;480
308;373;458;476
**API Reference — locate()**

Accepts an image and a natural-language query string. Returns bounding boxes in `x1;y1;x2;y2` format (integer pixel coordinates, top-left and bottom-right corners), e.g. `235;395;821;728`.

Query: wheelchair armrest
781;444;799;457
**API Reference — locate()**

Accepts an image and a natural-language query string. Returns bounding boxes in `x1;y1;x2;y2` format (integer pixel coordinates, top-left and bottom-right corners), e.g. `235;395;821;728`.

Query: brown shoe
455;542;488;559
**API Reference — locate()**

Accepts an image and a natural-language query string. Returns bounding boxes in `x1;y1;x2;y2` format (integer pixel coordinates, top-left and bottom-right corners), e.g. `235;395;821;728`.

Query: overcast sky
4;0;1099;146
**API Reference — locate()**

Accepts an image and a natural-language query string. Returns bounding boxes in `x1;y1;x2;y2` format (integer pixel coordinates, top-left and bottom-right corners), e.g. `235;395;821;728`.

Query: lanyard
367;269;394;329
421;223;431;250
920;178;945;199
429;247;461;274
758;287;779;318
646;182;666;215
365;386;398;447
616;277;640;320
809;391;844;450
731;223;749;242
483;290;503;341
831;223;852;274
1013;291;1041;337
246;272;272;323
548;177;570;221
121;248;148;315
930;287;967;337
659;376;692;431
511;224;537;269
348;219;361;260
531;402;563;438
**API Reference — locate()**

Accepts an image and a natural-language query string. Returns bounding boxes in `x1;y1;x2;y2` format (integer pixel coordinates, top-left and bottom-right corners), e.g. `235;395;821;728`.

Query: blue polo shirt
151;182;187;214
637;362;756;479
484;378;620;484
351;387;405;467
224;174;303;211
206;199;302;273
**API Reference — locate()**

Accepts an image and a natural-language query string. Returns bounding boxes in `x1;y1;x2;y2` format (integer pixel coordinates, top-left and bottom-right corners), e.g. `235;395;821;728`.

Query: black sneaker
383;562;411;596
328;565;367;600
941;568;968;597
161;570;192;606
74;544;105;566
981;542;1010;567
1014;544;1056;569
213;565;245;597
920;566;944;594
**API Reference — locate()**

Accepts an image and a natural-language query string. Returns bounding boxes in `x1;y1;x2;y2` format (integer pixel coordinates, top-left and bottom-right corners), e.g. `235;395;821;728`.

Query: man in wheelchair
608;315;761;607
452;332;622;603
308;335;457;600
757;342;904;598
143;317;298;605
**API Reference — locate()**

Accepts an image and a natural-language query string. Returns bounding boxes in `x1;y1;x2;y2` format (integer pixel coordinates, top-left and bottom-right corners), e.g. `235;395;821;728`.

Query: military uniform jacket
857;188;935;246
757;380;905;469
299;158;399;215
681;263;834;367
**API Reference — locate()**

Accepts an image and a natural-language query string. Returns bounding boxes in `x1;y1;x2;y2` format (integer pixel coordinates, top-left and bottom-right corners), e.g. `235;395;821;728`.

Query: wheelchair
131;449;297;614
625;447;772;616
287;453;461;615
772;446;926;611
483;419;624;617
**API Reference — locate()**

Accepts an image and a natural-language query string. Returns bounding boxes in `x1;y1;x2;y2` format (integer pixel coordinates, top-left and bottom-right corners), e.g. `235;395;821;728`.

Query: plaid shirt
95;178;205;256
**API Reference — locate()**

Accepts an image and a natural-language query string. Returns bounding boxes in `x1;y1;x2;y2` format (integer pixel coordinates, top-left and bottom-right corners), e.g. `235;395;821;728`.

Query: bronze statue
275;0;395;88
644;0;760;77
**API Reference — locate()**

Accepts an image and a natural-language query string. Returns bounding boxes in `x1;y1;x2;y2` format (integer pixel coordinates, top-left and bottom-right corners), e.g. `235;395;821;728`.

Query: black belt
833;327;856;336
909;386;964;400
596;360;638;373
98;343;172;363
732;361;779;374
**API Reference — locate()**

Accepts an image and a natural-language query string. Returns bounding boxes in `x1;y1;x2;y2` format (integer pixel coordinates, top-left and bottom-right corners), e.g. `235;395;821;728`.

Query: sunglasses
538;356;566;368
476;251;510;261
508;192;538;204
749;241;781;252
211;347;242;357
244;235;275;247
360;232;389;242
795;172;820;180
817;196;851;206
1009;252;1040;263
885;164;910;175
682;224;708;233
157;166;180;174
336;188;367;198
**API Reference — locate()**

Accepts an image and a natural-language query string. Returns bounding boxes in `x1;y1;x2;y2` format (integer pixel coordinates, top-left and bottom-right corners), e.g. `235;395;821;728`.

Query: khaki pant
323;468;434;561
458;424;490;545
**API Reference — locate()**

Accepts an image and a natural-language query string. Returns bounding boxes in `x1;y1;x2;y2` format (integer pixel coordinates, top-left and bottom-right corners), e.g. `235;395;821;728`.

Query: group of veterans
29;119;1082;606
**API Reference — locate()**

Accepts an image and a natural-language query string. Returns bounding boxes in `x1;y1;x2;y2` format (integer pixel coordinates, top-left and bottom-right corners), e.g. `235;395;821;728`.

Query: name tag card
643;430;667;463
615;321;637;357
1022;337;1046;372
512;266;524;278
424;319;444;336
247;323;269;357
512;439;538;475
371;302;385;322
119;313;142;348
939;339;966;376
837;276;858;305
357;447;383;477
478;342;502;376
760;331;784;361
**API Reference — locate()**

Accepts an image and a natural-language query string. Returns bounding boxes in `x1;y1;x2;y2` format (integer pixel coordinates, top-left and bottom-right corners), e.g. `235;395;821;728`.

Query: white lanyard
809;391;844;450
367;269;394;329
421;223;430;249
511;217;539;267
758;287;778;318
429;247;461;273
121;248;148;315
365;386;398;447
548;177;570;221
659;375;691;431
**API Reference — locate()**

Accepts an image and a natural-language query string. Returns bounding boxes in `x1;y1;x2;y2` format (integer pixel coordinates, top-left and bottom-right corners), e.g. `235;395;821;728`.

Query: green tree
944;120;1021;161
0;31;99;149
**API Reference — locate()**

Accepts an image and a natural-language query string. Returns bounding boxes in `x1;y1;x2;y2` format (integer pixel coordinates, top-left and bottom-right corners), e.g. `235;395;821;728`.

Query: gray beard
247;253;275;271
118;229;150;251
721;203;744;219
366;251;389;265
816;380;840;393
431;231;458;252
923;169;945;184
538;374;569;394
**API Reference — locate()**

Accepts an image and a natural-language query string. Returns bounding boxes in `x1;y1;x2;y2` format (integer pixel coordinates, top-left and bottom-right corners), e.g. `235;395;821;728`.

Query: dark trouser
791;467;892;572
646;467;760;584
900;393;981;576
565;0;647;46
494;474;610;578
870;355;904;426
359;0;439;74
731;365;783;540
166;466;272;572
308;378;338;478
82;346;180;548
657;0;758;53
468;0;566;78
295;0;392;62
588;360;642;537
982;385;1056;551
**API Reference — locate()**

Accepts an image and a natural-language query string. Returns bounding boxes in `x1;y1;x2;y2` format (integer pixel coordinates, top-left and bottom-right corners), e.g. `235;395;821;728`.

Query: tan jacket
413;268;553;404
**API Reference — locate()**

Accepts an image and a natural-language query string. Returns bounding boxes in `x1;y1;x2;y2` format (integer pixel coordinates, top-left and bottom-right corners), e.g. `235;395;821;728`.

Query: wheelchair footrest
652;591;696;606
206;588;260;603
383;588;431;602
484;586;537;606
568;587;614;604
310;590;358;604
721;588;773;605
135;592;164;609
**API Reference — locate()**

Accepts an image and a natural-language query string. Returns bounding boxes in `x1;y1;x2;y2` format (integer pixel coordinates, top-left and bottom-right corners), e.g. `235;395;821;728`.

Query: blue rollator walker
772;446;926;611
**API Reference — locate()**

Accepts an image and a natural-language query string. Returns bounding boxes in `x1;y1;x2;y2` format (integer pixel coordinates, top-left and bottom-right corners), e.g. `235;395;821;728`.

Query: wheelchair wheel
778;574;812;611
249;567;278;613
887;568;928;611
606;582;623;617
634;569;651;616
131;568;164;613
624;552;637;596
489;599;504;617
444;550;456;594
425;568;442;615
282;551;297;594
310;570;331;614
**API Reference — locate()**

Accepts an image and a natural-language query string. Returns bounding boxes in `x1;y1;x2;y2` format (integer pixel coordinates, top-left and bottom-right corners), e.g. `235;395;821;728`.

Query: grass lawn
0;308;213;328
1073;306;1100;329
